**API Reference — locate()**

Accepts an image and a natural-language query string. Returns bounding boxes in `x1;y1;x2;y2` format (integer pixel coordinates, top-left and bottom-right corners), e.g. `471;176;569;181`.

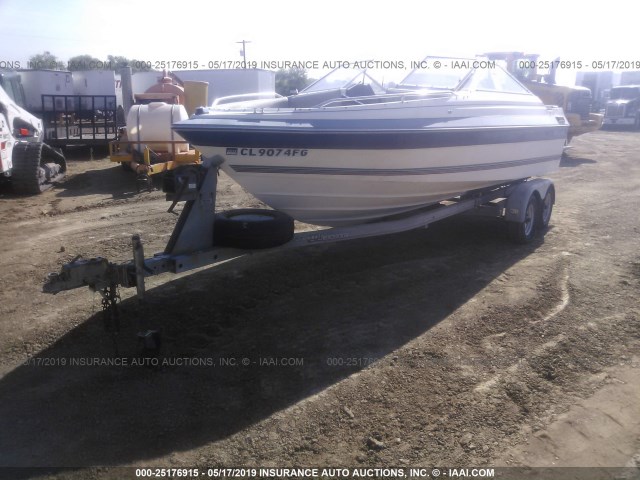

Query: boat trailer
43;154;556;305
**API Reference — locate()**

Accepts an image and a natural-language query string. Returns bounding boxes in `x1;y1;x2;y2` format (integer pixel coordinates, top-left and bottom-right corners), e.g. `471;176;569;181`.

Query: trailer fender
504;179;554;224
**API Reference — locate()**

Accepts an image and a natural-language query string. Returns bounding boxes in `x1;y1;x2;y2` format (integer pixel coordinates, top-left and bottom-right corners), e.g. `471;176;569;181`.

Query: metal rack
40;94;121;146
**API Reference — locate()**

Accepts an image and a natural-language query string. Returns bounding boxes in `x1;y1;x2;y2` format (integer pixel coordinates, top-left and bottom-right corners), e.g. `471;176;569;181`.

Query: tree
107;55;152;72
28;51;64;70
67;54;102;71
108;55;134;70
275;68;311;96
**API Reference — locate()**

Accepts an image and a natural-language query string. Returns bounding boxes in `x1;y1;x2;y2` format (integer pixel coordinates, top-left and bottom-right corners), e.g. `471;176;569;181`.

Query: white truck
603;85;640;129
0;71;66;194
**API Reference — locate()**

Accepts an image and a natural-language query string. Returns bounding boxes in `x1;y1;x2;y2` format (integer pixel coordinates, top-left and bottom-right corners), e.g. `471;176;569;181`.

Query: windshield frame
301;64;386;94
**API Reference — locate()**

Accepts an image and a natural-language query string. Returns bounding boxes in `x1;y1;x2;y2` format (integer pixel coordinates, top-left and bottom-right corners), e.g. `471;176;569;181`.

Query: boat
172;58;569;227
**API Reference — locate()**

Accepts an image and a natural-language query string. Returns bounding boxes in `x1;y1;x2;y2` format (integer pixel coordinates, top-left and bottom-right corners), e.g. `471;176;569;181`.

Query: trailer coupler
42;235;152;295
43;256;135;294
42;234;229;296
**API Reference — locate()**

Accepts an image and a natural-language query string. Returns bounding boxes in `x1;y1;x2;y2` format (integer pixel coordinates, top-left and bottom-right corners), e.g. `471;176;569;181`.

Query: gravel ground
0;132;638;480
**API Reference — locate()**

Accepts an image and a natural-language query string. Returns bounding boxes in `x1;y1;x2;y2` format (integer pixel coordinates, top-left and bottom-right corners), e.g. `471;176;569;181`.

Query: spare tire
214;209;294;249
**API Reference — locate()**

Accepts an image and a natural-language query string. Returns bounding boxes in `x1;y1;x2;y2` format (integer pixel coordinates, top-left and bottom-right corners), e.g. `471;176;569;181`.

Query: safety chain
101;283;121;334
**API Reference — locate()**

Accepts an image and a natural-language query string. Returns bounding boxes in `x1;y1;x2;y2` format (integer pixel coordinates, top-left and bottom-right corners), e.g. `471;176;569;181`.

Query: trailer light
0;142;5;150
19;128;29;136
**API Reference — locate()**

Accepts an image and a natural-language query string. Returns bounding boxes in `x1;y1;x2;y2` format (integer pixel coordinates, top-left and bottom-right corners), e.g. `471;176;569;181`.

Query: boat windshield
457;65;531;94
302;66;385;94
397;58;530;94
397;58;472;90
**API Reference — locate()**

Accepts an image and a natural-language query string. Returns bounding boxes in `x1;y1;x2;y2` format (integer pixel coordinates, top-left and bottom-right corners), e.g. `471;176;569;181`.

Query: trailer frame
43;154;556;302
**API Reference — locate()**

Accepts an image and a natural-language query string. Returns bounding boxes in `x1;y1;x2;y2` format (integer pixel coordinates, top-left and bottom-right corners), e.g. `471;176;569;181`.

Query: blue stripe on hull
174;125;568;150
229;155;559;176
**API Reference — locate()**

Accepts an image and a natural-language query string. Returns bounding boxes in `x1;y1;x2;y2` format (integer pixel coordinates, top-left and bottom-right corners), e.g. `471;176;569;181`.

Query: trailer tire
214;209;294;249
538;185;555;230
12;142;66;194
507;193;539;244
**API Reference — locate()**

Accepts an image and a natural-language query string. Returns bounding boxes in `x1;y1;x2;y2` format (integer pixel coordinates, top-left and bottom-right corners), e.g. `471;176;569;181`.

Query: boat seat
288;88;345;108
345;83;376;97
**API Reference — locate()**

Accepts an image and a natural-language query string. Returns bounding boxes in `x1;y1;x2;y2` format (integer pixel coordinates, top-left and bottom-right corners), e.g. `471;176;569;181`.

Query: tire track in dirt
474;261;571;393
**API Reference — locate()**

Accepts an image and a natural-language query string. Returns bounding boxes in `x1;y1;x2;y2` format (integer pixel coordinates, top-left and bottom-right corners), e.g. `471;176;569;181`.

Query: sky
0;0;637;86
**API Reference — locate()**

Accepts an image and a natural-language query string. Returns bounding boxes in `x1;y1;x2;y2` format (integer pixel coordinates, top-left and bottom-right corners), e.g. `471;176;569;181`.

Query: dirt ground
0;132;639;480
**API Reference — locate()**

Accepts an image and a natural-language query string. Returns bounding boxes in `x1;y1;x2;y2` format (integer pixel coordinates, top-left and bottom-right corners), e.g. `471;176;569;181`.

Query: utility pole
237;40;251;68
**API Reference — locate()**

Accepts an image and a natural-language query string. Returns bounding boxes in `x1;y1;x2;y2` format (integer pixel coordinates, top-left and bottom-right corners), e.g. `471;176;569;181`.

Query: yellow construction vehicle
485;52;603;142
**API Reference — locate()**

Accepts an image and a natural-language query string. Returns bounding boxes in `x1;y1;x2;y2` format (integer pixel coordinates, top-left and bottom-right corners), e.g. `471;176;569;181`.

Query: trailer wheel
11;142;66;194
507;194;539;244
214;209;294;249
538;186;555;230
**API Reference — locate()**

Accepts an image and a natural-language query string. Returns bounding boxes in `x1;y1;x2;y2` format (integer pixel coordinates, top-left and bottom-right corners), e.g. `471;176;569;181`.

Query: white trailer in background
130;71;164;97
72;70;123;110
17;69;74;112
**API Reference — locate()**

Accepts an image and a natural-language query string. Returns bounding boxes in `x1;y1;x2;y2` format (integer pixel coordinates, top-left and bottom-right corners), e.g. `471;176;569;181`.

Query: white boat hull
199;137;563;226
